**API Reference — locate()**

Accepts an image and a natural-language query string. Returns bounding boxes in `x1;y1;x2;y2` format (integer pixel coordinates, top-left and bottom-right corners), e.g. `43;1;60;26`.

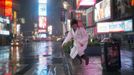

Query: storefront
76;0;96;37
95;0;134;48
0;16;10;45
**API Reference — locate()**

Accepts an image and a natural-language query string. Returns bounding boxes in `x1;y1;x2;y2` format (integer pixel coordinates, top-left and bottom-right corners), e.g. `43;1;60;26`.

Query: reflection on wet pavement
25;42;64;75
0;41;134;75
0;41;55;75
0;46;25;75
24;41;65;75
71;50;134;75
71;57;102;75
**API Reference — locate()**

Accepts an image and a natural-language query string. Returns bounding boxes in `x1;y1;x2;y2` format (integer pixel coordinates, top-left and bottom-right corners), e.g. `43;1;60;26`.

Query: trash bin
101;38;121;71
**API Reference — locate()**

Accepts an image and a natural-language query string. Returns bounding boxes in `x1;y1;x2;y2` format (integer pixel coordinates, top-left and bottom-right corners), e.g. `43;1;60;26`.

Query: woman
62;19;89;65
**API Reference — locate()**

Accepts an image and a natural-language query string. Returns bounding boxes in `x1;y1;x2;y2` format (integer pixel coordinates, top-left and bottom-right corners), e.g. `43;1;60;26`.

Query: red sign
0;0;12;18
0;0;5;16
0;0;5;8
5;0;12;17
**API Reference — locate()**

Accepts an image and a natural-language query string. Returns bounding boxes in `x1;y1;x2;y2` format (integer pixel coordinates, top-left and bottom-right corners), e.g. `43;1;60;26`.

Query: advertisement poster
97;19;133;33
39;16;47;29
107;44;119;66
97;22;109;33
5;0;12;17
94;0;111;22
114;0;133;18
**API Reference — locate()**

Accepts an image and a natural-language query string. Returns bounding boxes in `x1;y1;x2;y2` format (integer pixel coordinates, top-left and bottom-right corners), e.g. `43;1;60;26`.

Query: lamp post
63;1;70;10
62;1;71;35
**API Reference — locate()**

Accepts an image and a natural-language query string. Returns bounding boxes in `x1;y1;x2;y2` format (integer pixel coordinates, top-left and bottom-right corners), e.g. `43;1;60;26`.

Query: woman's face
72;23;78;30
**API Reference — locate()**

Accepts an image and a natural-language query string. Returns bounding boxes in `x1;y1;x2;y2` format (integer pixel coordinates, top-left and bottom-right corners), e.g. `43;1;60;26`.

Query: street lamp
63;1;70;10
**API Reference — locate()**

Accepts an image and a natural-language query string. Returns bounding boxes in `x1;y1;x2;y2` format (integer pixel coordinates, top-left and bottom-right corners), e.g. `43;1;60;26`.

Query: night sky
18;0;63;36
19;0;38;36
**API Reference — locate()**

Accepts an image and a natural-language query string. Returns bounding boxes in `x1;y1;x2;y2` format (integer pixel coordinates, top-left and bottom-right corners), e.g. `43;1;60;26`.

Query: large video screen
39;0;47;3
97;19;133;33
79;0;96;6
94;0;111;22
38;16;47;32
114;0;133;19
39;3;47;16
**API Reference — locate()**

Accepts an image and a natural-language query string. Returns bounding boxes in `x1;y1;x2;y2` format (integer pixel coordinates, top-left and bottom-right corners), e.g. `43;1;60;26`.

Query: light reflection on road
32;41;53;75
0;46;22;75
31;41;53;56
0;41;54;75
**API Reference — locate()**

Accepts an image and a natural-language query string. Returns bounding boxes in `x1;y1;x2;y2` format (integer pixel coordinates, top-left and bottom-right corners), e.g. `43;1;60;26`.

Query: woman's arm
62;31;73;46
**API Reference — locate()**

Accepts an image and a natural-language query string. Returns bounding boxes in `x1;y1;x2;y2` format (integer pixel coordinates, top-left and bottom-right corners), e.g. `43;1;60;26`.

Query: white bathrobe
62;27;89;59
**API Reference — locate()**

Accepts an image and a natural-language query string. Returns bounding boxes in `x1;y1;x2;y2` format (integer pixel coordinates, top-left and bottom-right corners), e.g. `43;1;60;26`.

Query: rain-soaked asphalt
0;41;134;75
0;41;65;75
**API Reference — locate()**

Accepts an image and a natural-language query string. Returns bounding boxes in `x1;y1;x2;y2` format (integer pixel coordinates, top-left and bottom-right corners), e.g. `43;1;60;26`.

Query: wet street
0;41;65;75
0;41;134;75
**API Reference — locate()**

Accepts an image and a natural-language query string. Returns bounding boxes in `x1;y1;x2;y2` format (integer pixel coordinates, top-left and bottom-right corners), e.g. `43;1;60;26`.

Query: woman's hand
79;43;83;47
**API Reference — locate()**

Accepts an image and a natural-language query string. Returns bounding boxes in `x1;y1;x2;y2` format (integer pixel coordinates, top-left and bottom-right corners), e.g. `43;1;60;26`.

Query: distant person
62;19;89;65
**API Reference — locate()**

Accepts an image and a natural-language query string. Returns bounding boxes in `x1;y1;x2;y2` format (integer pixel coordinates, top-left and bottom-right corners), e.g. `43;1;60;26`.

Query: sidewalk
65;49;134;75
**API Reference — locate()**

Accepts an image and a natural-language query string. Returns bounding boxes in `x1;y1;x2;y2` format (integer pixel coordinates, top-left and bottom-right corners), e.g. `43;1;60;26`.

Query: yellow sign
13;11;17;34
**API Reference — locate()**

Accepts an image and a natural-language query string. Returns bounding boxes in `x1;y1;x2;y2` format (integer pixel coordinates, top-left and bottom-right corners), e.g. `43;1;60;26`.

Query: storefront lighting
48;25;52;35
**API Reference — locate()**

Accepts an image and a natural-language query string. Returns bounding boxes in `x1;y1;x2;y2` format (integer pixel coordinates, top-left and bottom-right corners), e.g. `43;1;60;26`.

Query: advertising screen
38;16;47;32
97;19;133;33
97;22;109;33
114;0;133;19
5;0;12;17
79;0;96;6
39;0;47;3
0;17;10;35
94;0;111;22
39;3;47;16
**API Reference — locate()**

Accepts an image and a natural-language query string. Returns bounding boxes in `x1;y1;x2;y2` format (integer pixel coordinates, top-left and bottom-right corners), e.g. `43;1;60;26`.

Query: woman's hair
70;19;78;27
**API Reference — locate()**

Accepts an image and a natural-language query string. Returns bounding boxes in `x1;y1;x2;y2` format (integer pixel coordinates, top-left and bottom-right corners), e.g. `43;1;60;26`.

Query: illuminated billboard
76;0;96;9
5;0;12;17
39;3;47;16
97;19;133;33
114;0;133;19
0;0;12;18
39;0;47;3
38;16;47;32
94;0;111;22
79;0;96;6
38;0;47;33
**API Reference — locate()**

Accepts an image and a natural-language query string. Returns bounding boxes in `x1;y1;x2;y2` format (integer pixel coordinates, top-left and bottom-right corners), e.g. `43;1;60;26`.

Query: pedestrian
62;19;89;65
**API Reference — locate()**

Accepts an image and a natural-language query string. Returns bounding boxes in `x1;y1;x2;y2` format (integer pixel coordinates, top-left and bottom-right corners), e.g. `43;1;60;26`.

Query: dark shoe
81;54;89;65
77;55;82;64
85;56;89;65
79;58;82;64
